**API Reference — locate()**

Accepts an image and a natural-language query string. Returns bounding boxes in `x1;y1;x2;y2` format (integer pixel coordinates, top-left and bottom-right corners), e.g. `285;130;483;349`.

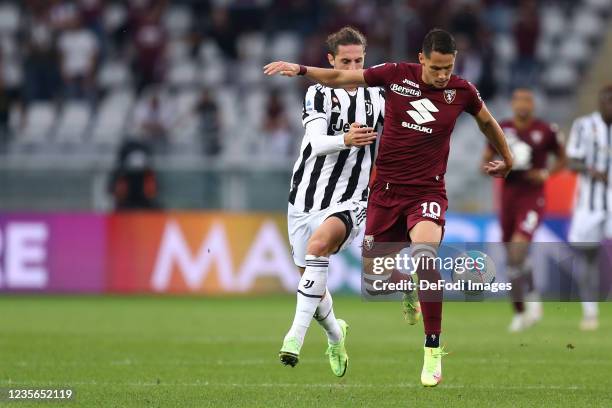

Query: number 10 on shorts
421;202;441;220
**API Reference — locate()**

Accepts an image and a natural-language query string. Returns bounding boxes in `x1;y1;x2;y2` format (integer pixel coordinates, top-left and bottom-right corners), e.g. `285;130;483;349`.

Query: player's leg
505;202;543;332
408;220;446;387
567;211;603;330
574;245;600;331
360;185;419;323
281;213;349;373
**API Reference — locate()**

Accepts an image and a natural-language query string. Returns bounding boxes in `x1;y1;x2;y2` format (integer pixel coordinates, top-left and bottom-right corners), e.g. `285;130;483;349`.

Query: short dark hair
422;29;456;57
326;26;367;56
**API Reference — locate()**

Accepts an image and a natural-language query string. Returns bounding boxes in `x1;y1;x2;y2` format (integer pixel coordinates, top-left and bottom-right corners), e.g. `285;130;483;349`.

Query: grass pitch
1;295;611;407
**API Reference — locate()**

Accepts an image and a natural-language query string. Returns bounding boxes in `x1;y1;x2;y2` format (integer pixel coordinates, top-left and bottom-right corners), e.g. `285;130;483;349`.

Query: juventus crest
443;89;456;104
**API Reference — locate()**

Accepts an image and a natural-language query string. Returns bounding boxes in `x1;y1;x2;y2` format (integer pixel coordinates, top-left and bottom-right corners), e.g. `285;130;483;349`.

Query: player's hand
344;123;377;147
263;61;300;77
483;160;511;178
589;168;608;183
525;169;549;184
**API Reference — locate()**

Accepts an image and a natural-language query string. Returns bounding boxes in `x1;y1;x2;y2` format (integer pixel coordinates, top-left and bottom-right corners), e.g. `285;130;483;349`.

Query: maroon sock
416;260;443;335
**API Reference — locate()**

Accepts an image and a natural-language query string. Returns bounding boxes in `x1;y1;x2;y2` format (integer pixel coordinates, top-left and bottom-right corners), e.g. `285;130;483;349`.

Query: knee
306;237;331;257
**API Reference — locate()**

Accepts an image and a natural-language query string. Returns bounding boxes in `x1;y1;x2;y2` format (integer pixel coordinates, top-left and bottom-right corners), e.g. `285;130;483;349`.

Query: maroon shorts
363;180;448;256
500;185;545;243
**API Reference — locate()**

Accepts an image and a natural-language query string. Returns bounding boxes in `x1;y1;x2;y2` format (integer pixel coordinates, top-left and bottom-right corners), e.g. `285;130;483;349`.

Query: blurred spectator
78;0;107;59
454;34;482;86
449;1;482;44
132;89;175;152
22;6;61;103
261;90;293;157
108;139;160;210
511;0;540;89
0;72;22;153
206;7;238;61
194;89;221;156
132;6;167;93
266;0;321;36
58;15;99;101
49;0;79;31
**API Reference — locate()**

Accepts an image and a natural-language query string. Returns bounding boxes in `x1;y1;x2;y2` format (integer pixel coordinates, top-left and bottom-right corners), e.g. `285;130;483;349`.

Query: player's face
418;51;455;88
328;44;365;70
599;89;612;122
511;89;535;120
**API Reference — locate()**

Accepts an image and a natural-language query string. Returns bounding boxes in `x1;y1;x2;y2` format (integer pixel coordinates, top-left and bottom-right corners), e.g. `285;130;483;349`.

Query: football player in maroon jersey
264;29;513;387
482;88;566;332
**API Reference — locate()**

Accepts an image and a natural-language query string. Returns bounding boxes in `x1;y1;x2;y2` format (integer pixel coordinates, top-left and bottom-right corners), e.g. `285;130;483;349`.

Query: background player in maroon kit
482;88;566;332
264;29;513;387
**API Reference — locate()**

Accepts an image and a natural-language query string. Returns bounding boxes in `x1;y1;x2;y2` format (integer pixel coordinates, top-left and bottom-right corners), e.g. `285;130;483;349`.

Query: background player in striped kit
277;27;385;377
566;85;612;330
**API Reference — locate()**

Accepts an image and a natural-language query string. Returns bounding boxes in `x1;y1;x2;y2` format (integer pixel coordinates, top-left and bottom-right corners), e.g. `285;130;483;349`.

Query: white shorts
568;209;606;243
288;200;367;268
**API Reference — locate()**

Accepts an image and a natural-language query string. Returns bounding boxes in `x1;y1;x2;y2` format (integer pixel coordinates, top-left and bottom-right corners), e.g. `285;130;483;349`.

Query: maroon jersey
493;119;561;190
363;62;483;186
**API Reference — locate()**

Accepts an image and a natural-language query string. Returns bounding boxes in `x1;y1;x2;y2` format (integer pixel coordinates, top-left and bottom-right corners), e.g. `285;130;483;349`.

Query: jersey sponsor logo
332;119;350;133
390;83;421;98
407;98;439;124
443;89;456;104
402;79;420;88
401;121;433;134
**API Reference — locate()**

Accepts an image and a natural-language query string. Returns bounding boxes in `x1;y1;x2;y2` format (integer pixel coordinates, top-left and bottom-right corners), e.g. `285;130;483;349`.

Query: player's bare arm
263;61;367;88
526;139;568;184
476;105;513;178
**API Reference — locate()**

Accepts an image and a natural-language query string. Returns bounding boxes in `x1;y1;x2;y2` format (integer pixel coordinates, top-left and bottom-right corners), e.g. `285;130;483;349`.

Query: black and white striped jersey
567;111;612;213
288;84;385;213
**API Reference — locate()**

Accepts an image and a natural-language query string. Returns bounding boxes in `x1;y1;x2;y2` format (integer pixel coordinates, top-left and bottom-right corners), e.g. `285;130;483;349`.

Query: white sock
581;301;599;319
285;255;328;346
314;288;342;344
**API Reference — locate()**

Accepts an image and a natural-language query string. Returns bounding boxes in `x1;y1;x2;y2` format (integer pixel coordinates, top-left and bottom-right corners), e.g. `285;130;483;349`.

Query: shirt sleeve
308;117;348;156
302;85;328;127
363;63;398;87
566;119;587;160
463;81;484;116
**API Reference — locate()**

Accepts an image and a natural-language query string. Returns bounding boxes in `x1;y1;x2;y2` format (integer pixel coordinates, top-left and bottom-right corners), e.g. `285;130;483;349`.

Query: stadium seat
542;64;578;91
54;103;92;144
216;88;239;133
494;33;516;64
572;10;604;40
169;90;200;146
237;33;266;62
163;5;192;38
19;103;57;145
0;3;19;35
244;89;266;130
168;60;198;87
97;60;131;89
167;39;190;63
103;2;127;33
270;32;300;61
91;91;134;147
238;61;264;85
541;5;565;40
200;61;225;87
584;0;612;12
1;34;17;59
198;40;222;62
558;36;591;64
